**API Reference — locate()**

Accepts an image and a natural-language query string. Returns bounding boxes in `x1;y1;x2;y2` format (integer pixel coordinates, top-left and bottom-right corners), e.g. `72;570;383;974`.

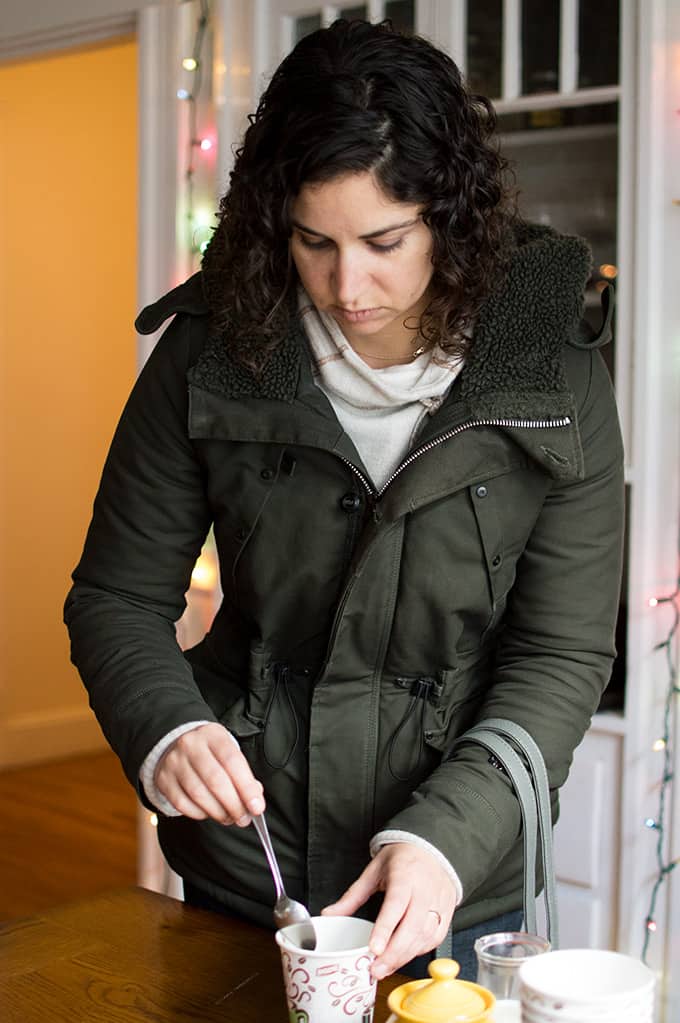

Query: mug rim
276;914;373;957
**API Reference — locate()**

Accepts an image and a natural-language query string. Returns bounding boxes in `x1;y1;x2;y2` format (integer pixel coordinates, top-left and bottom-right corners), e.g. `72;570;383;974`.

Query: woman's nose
332;251;366;306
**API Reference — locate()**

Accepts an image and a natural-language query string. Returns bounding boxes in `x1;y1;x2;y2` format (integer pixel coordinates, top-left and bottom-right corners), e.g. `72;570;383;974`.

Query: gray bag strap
437;718;558;957
462;727;541;935
479;718;558;947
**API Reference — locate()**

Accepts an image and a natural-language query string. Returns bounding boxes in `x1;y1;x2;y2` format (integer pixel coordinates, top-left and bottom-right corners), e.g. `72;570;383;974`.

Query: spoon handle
252;813;285;900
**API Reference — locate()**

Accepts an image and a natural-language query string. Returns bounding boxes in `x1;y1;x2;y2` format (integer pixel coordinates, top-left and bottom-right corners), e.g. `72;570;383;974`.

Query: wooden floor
0;749;137;921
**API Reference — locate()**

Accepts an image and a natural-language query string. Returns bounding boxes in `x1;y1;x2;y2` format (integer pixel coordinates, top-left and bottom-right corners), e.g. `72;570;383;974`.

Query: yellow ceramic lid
387;958;495;1023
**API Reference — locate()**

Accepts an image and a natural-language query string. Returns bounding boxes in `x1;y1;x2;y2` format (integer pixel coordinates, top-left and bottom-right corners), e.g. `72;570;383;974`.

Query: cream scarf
298;289;463;490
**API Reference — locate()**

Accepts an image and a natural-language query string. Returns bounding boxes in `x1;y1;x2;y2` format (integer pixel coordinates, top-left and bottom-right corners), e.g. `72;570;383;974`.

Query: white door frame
620;5;680;1020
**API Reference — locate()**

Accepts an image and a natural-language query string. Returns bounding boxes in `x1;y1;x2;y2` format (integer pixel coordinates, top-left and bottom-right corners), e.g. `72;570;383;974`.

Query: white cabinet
551;726;623;950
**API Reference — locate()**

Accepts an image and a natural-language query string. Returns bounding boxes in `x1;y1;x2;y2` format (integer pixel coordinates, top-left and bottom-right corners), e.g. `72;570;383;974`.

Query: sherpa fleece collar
136;223;599;417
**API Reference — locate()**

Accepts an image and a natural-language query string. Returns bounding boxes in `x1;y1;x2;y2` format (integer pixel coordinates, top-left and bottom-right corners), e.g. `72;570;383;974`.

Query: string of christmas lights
642;545;680;962
176;0;213;261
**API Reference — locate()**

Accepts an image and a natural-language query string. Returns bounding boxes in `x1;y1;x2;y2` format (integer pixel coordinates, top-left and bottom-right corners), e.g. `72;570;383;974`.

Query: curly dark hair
202;18;518;366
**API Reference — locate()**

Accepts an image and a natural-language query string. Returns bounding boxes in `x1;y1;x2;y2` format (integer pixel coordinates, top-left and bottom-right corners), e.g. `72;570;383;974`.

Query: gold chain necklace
350;343;430;363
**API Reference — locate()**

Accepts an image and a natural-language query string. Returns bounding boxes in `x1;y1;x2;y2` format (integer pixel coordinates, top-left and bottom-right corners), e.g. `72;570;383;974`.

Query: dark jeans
403;909;524;981
182;880;522;983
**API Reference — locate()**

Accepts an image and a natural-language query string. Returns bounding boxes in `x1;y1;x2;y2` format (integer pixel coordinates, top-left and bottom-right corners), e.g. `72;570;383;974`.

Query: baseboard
0;706;108;769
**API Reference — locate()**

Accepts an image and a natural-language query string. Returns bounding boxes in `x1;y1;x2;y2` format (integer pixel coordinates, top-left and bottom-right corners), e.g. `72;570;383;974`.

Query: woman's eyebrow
291;217;419;239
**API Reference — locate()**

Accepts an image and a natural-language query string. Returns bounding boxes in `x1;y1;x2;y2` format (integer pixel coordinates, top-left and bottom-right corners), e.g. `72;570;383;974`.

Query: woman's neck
348;341;430;368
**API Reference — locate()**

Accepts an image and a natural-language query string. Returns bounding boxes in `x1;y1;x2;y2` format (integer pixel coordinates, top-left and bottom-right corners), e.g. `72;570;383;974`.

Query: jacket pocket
227;447;297;606
386;675;441;782
385;661;490;781
219;643;307;771
468;480;514;642
384;646;496;782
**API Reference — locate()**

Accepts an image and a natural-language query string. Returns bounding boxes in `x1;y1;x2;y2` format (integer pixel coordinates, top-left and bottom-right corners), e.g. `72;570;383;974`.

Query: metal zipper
340;415;572;502
322;413;572;667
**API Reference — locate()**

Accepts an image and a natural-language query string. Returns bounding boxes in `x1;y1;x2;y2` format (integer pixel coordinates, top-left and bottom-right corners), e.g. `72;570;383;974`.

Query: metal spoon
251;813;317;950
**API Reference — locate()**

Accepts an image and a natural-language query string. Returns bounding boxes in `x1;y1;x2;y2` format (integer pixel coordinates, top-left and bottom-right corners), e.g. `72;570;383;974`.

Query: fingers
370;889;429;978
210;731;265;815
371;899;449;979
367;881;411;958
337;844;456;980
424;908;443;933
155;723;265;824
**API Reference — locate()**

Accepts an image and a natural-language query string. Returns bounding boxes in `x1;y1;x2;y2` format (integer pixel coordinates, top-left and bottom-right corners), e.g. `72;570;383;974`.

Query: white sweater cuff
370;829;464;907
139;720;240;817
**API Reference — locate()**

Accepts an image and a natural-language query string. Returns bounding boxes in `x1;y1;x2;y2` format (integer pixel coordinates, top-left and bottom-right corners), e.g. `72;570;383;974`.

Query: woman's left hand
321;843;456;979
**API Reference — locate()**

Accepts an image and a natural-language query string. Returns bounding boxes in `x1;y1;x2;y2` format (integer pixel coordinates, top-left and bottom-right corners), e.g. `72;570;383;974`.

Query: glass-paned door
384;0;414;34
265;1;414;73
467;0;503;97
338;5;368;21
578;0;620;88
292;13;322;43
465;0;620;101
521;0;560;94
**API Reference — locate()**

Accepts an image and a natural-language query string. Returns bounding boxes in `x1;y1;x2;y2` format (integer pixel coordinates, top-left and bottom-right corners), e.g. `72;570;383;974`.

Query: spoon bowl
273;895;314;930
252;813;317;950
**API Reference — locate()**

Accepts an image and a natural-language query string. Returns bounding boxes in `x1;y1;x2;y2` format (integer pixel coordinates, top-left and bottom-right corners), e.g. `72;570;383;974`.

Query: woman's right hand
154;722;265;825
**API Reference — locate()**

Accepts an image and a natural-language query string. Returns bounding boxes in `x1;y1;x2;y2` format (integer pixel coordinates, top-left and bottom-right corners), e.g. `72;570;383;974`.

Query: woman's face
289;171;435;356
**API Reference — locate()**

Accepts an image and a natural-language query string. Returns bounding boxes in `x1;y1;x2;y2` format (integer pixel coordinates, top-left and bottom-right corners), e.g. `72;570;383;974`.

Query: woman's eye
298;235;331;250
296;234;405;253
369;238;405;253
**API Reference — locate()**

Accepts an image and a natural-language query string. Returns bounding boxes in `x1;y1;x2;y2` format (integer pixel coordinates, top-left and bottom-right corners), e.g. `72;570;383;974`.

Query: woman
65;19;624;982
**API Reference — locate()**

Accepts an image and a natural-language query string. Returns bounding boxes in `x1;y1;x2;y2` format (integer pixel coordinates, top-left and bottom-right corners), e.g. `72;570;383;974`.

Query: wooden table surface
0;886;405;1021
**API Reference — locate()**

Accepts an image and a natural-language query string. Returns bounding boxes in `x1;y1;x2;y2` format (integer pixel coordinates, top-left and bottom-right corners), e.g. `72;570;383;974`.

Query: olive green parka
64;222;624;932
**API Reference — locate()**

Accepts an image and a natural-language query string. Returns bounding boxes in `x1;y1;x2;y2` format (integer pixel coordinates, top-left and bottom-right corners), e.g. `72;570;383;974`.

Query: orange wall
0;37;137;765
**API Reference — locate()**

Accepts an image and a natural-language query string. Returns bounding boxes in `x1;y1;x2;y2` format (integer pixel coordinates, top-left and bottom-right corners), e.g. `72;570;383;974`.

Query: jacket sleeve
380;346;625;901
64;313;217;791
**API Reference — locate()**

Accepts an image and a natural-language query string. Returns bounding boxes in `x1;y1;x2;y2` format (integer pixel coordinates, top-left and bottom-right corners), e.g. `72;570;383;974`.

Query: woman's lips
334;306;381;323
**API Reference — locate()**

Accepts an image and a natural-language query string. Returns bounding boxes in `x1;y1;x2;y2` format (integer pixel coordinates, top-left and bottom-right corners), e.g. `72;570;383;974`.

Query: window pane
340;5;367;20
579;0;620;88
384;1;415;35
466;0;503;98
522;0;559;94
294;14;322;44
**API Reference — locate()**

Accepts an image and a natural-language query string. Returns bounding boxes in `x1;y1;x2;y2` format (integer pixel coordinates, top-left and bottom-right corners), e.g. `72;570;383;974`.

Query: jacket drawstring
388;677;436;782
262;664;300;770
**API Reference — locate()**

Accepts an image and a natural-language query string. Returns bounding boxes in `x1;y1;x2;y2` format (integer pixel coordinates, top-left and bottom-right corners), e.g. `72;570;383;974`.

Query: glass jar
474;931;551;1022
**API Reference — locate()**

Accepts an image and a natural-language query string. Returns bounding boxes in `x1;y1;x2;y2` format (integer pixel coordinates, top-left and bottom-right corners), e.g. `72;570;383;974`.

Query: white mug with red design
276;915;376;1022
